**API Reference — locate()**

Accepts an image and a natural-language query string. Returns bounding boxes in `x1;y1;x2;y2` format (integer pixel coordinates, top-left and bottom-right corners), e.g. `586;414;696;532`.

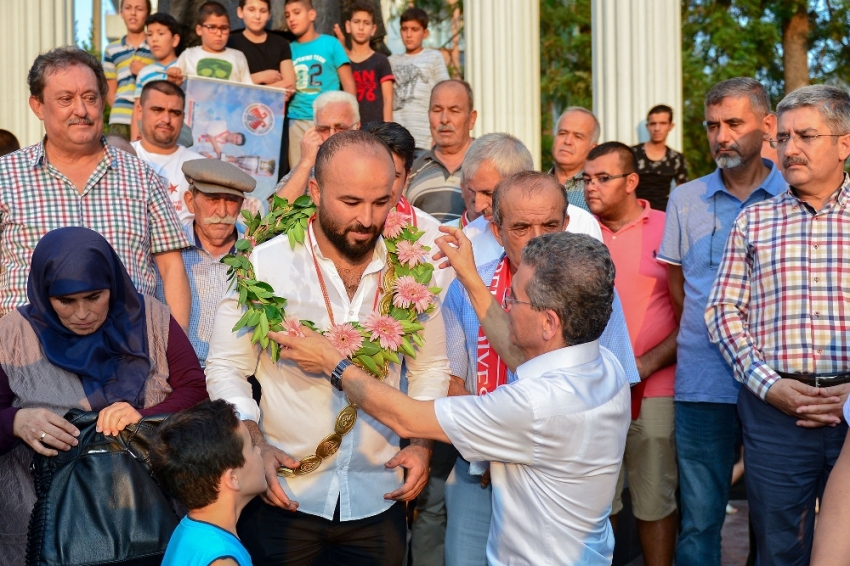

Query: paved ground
625;500;751;566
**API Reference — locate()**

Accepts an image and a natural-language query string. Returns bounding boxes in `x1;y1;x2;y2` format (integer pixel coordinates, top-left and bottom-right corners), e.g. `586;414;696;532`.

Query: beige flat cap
182;158;256;197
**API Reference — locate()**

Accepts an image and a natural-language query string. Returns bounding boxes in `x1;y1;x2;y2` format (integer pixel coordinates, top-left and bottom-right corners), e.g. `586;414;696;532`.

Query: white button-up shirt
206;225;451;520
435;341;630;566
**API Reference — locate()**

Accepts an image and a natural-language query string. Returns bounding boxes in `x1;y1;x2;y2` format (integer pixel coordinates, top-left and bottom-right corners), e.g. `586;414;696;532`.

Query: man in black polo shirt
632;104;688;212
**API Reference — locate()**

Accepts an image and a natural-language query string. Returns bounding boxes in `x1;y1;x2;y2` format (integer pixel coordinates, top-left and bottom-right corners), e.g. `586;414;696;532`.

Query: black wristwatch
330;359;352;391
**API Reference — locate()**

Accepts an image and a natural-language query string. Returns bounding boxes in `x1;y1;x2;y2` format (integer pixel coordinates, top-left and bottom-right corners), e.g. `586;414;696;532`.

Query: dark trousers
237;497;406;566
738;387;847;566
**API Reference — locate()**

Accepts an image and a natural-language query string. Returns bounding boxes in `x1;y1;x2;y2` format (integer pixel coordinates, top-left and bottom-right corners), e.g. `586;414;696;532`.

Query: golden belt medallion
277;401;359;478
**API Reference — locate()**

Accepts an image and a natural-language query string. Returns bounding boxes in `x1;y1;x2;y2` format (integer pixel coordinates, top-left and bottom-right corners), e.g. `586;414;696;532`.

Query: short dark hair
348;0;376;21
431;79;474;111
150;400;246;510
362;121;416;174
400;7;429;29
140;80;186;105
705;77;771;118
285;0;314;8
315;130;393;186
145;12;182;38
121;0;152;13
28;46;108;103
0;129;21;158
647;104;673;122
239;0;271;7
586;141;637;175
522;232;615;346
198;1;230;24
491;171;567;228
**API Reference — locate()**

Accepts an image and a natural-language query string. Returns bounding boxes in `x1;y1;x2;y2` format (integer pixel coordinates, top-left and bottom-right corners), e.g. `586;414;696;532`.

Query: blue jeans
675;401;740;566
444;457;491;566
738;387;846;566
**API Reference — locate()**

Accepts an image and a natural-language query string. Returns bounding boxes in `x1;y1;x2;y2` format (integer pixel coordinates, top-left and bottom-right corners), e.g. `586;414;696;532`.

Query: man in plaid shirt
0;46;191;327
706;84;850;566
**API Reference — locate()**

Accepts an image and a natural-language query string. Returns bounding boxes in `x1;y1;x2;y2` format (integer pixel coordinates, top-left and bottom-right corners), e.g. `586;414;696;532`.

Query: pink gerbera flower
283;316;305;337
393;276;434;313
396;240;427;268
326;323;364;358
383;209;408;239
362;313;404;351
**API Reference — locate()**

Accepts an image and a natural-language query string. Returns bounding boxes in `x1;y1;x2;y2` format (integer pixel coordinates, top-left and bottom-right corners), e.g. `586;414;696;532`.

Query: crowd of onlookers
3;1;850;566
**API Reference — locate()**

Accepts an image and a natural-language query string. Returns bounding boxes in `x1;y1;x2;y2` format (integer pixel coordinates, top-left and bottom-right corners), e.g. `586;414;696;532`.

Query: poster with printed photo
184;76;286;216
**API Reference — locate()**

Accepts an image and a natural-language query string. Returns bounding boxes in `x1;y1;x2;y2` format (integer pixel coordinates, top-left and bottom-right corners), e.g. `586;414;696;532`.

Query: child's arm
434;51;450;82
382;80;394;121
103;49;118;106
252;69;283;85
338;64;356;97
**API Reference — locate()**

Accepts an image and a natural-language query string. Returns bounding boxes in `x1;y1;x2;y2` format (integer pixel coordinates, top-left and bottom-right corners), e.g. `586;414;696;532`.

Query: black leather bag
26;409;179;566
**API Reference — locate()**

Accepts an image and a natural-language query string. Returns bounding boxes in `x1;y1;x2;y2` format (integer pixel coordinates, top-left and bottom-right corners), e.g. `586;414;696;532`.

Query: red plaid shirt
0;138;190;315
706;174;850;399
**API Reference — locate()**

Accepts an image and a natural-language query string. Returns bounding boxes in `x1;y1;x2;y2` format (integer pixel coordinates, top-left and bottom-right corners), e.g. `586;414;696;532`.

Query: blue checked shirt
157;225;240;367
444;256;641;394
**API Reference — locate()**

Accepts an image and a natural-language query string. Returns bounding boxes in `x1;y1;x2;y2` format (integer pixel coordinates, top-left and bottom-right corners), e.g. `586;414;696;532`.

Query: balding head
429;80;477;153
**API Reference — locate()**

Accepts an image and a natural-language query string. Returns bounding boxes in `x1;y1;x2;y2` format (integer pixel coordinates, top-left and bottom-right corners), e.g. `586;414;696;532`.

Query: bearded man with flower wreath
206;130;451;566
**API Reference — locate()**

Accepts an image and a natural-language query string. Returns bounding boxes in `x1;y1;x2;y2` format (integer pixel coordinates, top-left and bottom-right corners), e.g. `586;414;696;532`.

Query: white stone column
0;0;75;148
591;0;683;151
465;0;542;169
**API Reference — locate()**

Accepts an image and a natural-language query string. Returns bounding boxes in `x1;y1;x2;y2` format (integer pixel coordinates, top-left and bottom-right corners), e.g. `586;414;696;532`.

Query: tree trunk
782;3;809;94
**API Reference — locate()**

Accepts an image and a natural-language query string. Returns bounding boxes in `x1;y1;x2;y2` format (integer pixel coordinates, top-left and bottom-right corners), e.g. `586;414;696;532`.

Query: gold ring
39;431;46;441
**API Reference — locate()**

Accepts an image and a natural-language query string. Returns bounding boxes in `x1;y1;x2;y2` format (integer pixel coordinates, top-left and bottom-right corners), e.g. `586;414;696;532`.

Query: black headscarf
19;227;151;410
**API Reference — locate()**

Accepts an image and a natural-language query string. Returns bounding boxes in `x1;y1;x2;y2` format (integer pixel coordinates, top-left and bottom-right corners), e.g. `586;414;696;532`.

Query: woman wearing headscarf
0;227;208;565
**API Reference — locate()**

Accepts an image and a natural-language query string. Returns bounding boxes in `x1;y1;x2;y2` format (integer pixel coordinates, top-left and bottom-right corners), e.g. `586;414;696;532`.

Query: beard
150;125;178;147
317;207;381;262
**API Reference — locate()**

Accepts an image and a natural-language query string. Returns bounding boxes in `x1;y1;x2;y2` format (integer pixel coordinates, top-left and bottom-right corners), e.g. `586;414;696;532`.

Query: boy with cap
158;159;255;367
151;399;266;566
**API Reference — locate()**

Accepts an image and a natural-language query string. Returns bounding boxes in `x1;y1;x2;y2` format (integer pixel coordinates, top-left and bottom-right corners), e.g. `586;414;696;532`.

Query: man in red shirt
583;141;679;566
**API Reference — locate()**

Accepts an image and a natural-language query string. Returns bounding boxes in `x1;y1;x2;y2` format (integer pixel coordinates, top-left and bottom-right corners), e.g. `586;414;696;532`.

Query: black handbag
26;409;180;566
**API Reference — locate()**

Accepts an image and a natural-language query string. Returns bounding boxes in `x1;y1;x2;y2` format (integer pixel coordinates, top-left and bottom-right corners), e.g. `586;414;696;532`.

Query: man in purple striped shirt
706;84;850;566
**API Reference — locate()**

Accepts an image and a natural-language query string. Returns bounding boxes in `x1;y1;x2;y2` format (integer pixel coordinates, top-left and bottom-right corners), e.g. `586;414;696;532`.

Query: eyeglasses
502;288;534;310
576;173;630;188
315;123;356;135
200;24;231;34
769;133;847;149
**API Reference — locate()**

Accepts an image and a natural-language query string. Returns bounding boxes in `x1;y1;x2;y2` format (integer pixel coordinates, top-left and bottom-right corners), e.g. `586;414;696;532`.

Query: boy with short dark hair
151;399;267;566
344;0;393;124
284;0;356;167
169;1;253;85
631;103;688;212
389;7;449;153
131;12;182;141
103;0;154;139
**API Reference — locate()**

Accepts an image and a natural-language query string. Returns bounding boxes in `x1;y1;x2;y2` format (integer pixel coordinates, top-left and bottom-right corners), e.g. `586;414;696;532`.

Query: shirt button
814;244;819;249
818;349;824;354
815;312;820;317
814;277;820;282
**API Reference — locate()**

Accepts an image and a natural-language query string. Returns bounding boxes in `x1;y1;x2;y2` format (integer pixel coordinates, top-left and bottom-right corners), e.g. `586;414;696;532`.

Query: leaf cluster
221;197;437;378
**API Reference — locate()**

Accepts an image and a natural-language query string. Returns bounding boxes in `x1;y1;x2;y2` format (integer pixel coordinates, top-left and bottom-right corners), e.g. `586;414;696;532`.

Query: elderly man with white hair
275;90;361;201
549;106;601;212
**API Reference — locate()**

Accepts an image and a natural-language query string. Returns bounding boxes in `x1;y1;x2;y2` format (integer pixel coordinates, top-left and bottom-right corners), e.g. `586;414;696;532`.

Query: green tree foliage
539;0;592;171
681;0;850;177
538;0;850;176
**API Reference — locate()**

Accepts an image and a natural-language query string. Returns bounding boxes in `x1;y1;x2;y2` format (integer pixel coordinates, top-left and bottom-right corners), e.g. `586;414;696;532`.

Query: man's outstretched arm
270;328;450;444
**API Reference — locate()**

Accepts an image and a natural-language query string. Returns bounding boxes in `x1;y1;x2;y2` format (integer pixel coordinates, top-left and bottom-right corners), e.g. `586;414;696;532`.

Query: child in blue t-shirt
151;400;272;566
284;0;355;168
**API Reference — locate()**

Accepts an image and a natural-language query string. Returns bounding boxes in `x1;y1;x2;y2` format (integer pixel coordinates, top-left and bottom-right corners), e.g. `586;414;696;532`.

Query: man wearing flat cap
160;158;256;367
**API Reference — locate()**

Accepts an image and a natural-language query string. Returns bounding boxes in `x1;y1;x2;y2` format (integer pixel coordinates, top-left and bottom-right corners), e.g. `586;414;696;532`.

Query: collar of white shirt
516;340;601;381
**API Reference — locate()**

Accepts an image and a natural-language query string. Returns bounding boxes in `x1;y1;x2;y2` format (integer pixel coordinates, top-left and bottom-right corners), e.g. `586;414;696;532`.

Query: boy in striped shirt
131;12;182;140
103;0;153;140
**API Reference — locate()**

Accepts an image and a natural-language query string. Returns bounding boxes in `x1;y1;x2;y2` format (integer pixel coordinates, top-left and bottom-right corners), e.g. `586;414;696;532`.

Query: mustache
67;117;94;126
713;142;740;155
784;156;808;168
203;215;238;225
437;124;456;133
